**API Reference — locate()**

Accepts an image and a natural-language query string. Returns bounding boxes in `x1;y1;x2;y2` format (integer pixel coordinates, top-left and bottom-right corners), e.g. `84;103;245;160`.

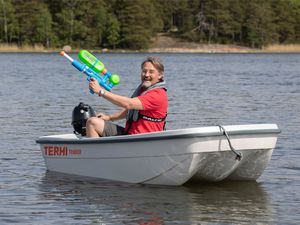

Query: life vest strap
139;114;166;122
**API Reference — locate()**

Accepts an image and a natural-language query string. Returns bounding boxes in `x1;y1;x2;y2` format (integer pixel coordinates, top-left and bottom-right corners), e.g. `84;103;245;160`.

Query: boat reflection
184;180;275;223
39;171;275;224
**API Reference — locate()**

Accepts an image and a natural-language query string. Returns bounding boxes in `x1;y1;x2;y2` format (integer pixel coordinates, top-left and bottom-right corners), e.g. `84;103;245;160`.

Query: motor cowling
72;102;96;136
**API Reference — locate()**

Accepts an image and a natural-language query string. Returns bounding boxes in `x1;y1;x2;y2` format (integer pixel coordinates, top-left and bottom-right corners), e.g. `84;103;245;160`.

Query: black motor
72;102;96;136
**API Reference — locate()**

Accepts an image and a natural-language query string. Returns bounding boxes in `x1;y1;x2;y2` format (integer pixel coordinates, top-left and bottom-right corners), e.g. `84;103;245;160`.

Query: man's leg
86;117;105;137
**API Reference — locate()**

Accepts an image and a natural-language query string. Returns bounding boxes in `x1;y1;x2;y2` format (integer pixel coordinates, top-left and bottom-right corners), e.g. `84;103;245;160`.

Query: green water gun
60;50;120;93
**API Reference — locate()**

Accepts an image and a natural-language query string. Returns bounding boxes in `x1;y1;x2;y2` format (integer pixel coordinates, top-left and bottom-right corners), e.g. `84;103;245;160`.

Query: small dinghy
36;124;280;186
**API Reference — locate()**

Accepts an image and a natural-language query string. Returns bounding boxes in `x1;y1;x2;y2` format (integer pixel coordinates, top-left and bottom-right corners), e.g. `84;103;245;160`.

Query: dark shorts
102;121;126;137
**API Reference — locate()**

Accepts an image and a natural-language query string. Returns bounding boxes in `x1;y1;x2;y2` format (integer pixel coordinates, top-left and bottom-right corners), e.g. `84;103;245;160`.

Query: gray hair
141;57;164;81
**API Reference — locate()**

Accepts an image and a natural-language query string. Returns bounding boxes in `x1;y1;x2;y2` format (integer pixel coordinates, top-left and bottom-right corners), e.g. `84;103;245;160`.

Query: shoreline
0;49;300;54
0;44;300;54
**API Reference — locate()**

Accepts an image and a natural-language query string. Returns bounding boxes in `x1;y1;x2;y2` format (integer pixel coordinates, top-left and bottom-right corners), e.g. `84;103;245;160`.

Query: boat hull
36;124;280;186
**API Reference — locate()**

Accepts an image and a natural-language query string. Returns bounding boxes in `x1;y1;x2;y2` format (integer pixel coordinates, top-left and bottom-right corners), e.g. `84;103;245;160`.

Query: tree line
0;0;299;50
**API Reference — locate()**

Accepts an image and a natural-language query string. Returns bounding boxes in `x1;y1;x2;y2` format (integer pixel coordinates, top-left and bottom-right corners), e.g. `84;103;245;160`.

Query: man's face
140;62;162;88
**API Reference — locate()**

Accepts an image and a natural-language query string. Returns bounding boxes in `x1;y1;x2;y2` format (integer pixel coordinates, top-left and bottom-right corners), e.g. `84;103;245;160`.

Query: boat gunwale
36;126;280;145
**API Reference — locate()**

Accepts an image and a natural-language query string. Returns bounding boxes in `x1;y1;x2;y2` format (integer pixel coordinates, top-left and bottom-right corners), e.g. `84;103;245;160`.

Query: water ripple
0;53;300;224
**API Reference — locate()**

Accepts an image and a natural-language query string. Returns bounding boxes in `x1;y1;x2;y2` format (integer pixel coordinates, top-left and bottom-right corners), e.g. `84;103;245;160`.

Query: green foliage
243;0;276;47
117;0;162;49
0;0;18;43
13;0;55;46
105;16;120;49
0;0;299;49
33;6;55;48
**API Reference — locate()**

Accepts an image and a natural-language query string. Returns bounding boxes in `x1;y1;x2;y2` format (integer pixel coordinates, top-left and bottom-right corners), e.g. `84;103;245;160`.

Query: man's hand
89;77;102;94
97;113;111;121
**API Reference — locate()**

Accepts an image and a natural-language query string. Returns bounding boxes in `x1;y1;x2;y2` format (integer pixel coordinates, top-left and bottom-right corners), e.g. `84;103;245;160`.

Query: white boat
36;124;280;186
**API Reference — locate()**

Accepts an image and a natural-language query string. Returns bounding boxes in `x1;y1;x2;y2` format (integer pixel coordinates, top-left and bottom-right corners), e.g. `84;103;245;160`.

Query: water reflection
38;172;274;224
185;181;275;224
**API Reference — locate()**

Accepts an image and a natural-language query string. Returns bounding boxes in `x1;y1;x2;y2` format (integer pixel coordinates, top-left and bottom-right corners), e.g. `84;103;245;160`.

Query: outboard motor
72;102;96;136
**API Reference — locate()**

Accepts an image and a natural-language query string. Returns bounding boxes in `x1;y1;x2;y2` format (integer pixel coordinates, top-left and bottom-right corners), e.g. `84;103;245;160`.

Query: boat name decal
44;145;81;156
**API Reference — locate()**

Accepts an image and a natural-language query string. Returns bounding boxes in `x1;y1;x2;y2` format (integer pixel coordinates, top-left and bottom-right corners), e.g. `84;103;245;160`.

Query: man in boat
86;57;168;137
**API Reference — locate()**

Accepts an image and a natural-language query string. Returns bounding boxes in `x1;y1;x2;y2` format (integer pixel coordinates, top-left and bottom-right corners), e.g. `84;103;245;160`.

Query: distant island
147;33;300;53
1;1;299;53
1;33;299;53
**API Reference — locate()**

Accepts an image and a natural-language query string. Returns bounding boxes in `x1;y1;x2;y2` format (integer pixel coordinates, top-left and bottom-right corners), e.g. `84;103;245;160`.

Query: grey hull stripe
36;128;280;145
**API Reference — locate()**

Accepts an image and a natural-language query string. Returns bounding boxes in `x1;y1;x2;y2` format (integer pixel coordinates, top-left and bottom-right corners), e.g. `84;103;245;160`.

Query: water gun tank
78;50;105;73
72;102;96;136
78;50;120;86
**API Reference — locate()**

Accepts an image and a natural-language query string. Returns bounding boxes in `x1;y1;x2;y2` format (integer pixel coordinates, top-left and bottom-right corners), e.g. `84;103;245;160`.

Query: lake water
0;52;299;224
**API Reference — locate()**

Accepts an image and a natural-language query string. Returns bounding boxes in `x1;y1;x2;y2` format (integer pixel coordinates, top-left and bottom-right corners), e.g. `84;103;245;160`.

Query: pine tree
33;6;55;48
244;0;277;48
106;16;120;49
0;0;17;44
117;0;162;49
14;0;56;46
